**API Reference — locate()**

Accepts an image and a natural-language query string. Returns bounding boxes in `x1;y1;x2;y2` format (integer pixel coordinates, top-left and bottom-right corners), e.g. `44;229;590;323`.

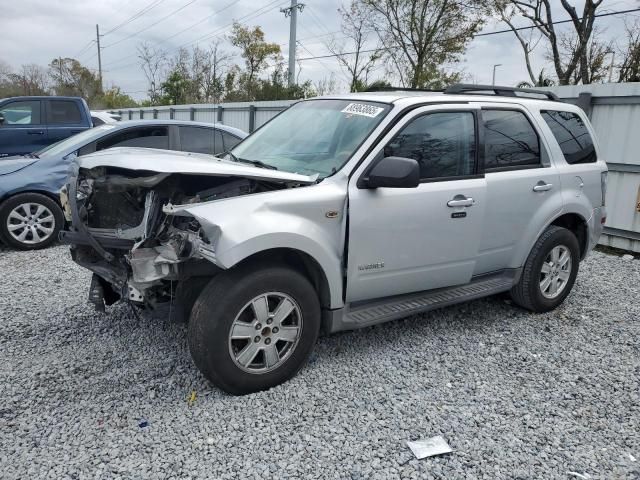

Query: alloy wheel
539;245;572;299
228;292;303;374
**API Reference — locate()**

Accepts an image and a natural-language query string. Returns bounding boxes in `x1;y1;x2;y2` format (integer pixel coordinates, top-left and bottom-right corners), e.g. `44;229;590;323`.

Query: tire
174;276;211;323
188;263;321;395
510;225;580;313
0;193;64;250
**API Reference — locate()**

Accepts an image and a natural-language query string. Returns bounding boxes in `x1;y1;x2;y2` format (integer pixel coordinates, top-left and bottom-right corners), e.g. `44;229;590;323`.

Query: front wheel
510;225;580;313
0;193;64;250
188;264;321;395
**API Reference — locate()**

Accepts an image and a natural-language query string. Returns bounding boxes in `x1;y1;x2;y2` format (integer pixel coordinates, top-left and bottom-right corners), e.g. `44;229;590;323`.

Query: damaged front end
61;155;314;317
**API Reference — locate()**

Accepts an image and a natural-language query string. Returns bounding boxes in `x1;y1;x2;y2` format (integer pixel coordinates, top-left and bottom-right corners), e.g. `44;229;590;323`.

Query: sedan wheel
0;193;64;250
6;202;56;245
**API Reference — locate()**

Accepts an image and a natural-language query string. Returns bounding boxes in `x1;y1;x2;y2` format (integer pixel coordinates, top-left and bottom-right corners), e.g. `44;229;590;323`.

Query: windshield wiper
227;152;278;170
23;153;39;159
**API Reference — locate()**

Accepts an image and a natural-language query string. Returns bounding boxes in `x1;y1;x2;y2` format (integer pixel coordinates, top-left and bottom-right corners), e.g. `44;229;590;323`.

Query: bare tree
137;42;168;104
326;2;383;92
498;0;605;85
617;19;640;83
16;64;50;95
313;73;340;96
198;41;233;103
361;0;484;88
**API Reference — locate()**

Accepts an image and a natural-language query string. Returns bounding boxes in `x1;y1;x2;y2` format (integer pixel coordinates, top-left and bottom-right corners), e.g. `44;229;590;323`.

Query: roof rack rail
444;83;559;101
364;86;444;93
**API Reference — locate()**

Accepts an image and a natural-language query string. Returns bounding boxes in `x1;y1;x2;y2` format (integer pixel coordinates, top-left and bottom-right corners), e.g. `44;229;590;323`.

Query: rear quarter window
540;110;596;164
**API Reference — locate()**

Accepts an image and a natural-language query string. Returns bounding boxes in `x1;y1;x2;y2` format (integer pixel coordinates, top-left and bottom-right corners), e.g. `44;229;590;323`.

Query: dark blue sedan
0;120;247;250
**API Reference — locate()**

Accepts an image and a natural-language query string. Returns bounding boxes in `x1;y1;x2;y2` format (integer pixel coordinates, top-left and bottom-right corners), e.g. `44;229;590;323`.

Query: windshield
36;125;117;158
230;99;390;177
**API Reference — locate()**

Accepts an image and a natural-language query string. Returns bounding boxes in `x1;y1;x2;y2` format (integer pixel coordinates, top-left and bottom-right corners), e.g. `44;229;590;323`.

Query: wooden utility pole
96;24;103;92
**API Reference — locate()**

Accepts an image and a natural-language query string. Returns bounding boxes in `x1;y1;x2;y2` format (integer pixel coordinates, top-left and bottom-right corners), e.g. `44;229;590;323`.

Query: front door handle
447;196;475;208
27;131;45;135
533;182;553;192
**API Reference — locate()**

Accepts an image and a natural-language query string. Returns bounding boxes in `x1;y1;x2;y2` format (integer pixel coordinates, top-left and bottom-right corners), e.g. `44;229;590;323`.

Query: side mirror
0;113;5;125
363;156;420;189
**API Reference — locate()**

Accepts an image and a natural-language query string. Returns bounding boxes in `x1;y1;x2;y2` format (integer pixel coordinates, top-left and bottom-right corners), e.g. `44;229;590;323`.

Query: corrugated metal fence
113;86;640;252
110;100;294;133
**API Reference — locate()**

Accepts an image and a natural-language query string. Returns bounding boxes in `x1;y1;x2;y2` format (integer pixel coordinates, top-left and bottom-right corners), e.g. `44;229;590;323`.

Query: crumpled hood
76;147;318;184
0;156;37;176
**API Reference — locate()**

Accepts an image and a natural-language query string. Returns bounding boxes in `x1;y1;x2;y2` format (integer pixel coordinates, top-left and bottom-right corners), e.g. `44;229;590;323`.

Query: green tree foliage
223;23;314;101
49;58;102;102
160;70;190;105
99;87;138;109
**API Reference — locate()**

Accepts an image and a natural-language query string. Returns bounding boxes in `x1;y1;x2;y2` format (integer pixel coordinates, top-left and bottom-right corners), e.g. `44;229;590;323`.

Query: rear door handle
533;182;553;192
27;131;45;135
447;196;475;208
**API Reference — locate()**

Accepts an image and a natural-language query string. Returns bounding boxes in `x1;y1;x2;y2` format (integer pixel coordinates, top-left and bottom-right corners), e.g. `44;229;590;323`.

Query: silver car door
346;105;487;303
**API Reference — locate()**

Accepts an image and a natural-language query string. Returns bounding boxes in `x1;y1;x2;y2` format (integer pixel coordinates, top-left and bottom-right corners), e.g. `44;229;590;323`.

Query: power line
103;0;285;70
178;0;286;48
158;0;241;45
72;40;96;59
296;7;640;61
475;6;640;37
102;0;168;36
104;0;287;71
103;0;199;48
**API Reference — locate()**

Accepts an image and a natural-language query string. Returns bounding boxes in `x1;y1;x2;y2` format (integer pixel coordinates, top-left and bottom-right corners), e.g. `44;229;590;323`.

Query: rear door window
483;109;541;171
0;100;41;125
47;100;83;124
179;126;224;155
541;110;596;164
96;126;169;150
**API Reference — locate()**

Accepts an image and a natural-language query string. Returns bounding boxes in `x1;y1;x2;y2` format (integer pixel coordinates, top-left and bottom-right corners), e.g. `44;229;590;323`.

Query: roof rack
364;86;443;93
444;83;559;101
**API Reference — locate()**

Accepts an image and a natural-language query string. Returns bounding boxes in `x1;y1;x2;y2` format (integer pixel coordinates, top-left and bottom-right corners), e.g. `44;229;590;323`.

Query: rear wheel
0;193;63;250
188;264;321;395
511;225;580;312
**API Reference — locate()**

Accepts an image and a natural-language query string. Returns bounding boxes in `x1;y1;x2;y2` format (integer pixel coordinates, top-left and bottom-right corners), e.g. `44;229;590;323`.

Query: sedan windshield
35;125;117;158
230;99;390;177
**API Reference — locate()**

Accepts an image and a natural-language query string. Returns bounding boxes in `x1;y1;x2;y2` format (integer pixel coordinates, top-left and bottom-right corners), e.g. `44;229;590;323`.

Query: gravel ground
0;244;638;480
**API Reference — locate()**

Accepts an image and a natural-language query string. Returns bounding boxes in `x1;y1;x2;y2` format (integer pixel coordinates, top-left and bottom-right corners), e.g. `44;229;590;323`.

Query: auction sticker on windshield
341;103;385;118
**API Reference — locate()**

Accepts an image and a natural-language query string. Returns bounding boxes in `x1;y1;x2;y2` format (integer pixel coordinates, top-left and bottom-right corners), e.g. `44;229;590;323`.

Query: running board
328;270;518;333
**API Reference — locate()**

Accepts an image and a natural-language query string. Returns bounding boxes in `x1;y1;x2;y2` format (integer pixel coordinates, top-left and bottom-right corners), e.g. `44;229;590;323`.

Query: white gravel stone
1;244;639;479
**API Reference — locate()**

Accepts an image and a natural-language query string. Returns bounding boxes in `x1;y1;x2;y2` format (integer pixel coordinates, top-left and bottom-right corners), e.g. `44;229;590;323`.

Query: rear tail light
600;171;608;207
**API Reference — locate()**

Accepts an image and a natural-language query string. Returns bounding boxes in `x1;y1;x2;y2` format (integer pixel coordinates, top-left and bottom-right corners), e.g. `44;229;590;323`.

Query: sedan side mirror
0;113;5;125
362;156;420;189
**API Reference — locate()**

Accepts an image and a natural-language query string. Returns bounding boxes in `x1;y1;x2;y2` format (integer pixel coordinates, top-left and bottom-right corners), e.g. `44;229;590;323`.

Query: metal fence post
217;105;223;123
128;110;133;120
153;109;158;119
169;108;175;120
577;92;593;118
249;105;256;133
190;107;195;121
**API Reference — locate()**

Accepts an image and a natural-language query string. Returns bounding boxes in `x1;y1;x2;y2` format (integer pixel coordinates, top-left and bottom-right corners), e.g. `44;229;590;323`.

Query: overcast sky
2;0;639;100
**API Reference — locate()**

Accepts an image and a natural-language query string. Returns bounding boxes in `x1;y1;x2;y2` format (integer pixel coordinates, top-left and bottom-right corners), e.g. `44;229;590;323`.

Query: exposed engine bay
61;165;304;316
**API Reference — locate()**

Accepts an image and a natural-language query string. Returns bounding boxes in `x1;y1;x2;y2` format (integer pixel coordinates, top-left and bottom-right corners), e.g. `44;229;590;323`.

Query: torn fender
163;181;348;309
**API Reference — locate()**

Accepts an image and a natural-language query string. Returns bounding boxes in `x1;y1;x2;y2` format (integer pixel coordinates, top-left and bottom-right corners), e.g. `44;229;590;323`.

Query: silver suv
62;85;608;395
